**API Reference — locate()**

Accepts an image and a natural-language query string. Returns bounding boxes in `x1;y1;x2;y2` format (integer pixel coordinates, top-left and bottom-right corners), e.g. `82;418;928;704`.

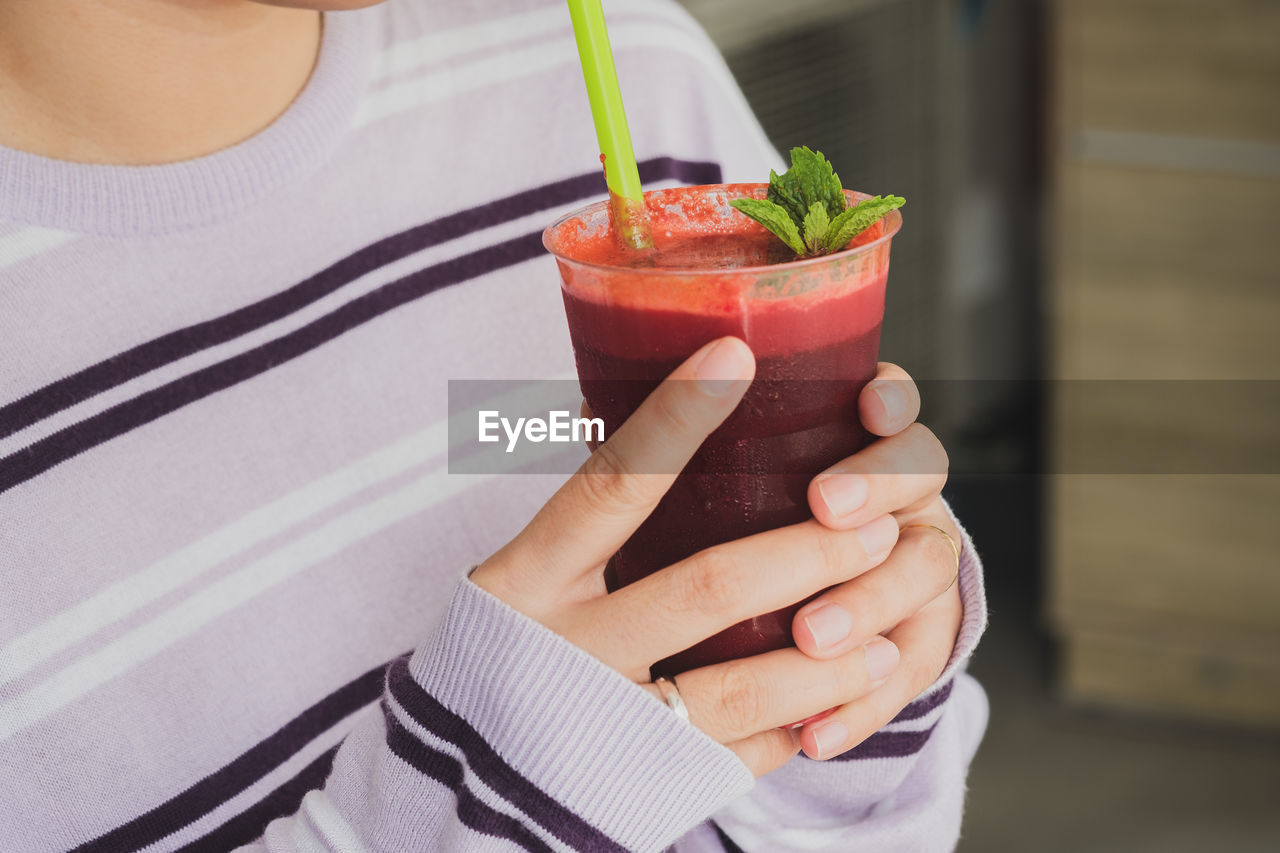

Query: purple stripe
174;745;340;853
0;157;721;439
801;681;953;765
889;679;953;724
383;703;555;853
73;660;390;853
0;231;533;494
0;161;722;496
385;656;628;853
712;821;746;853
827;721;939;762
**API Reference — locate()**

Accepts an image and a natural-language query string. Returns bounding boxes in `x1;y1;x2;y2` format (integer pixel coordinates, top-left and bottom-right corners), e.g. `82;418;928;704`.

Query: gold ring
904;523;960;578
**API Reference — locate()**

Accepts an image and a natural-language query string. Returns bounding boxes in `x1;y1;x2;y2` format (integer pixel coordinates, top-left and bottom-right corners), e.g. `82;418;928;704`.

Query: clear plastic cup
545;183;901;677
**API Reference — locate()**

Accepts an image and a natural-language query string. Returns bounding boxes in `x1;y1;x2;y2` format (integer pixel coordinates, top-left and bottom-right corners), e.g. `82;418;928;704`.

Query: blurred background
674;0;1280;849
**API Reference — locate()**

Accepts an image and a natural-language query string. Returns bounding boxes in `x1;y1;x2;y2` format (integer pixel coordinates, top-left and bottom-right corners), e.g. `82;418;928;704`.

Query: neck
0;1;322;165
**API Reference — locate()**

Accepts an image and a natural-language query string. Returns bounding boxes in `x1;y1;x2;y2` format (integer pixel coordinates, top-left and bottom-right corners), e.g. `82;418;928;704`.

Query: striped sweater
0;1;988;851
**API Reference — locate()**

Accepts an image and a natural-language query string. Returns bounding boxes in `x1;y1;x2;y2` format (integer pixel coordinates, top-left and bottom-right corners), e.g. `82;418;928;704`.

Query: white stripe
0;421;443;688
355;22;745;132
0;463;493;742
293;790;370;853
284;808;331;853
359;16;770;192
261;790;350;853
385;698;579;853
138;706;368;853
0;169;689;458
372;4;567;80
0;226;76;271
368;0;699;83
713;795;860;851
0;240;433;456
0;190;581;459
1;345;585;689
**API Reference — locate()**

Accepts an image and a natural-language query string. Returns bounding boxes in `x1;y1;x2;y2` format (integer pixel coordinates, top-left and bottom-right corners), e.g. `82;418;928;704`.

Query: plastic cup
544;183;901;678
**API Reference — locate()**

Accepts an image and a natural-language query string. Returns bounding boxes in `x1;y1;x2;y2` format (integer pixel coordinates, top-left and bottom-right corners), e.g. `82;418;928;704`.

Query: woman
0;0;987;849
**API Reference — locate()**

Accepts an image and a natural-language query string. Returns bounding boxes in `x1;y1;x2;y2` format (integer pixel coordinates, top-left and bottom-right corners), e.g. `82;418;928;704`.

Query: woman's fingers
476;337;754;600
798;580;963;761
656;637;898;744
792;520;961;659
859;362;921;437
807;422;949;530
575;516;898;673
726;727;802;778
636;578;959;767
638;680;802;777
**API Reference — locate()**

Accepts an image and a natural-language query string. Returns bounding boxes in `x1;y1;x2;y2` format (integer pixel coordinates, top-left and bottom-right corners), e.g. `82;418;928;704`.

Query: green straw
566;0;654;250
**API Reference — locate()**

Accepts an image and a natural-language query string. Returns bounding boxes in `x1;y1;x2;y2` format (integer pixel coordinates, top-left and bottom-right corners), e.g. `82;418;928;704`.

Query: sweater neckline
0;11;375;237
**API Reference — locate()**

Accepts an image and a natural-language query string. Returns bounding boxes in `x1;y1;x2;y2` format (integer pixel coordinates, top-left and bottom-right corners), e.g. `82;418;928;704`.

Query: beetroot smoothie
545;184;900;678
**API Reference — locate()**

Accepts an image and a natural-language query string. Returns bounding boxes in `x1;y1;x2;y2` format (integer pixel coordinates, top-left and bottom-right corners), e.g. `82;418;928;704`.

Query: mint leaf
795;147;846;217
731;147;903;259
768;147;846;224
822;195;905;253
802;201;830;255
729;198;805;255
766;168;807;225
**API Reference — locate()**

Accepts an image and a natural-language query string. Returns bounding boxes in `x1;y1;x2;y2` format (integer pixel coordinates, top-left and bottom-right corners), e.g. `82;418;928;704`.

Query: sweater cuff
394;577;754;852
934;496;988;691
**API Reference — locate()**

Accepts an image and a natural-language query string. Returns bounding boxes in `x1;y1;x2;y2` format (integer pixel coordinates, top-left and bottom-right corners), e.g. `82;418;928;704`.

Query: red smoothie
546;184;900;678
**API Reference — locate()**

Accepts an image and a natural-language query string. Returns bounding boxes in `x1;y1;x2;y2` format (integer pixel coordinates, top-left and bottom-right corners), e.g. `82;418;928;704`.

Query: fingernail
801;602;852;652
785;726;802;748
812;720;848;760
873;381;909;424
863;637;900;682
693;338;749;396
854;515;898;560
816;473;867;518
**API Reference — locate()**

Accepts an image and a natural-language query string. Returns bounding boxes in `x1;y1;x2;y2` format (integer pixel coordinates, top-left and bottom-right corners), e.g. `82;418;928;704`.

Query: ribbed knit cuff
406;578;754;852
933;497;988;692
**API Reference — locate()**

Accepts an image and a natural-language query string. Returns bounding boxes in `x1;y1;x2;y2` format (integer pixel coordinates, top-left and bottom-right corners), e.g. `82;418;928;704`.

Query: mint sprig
729;147;904;258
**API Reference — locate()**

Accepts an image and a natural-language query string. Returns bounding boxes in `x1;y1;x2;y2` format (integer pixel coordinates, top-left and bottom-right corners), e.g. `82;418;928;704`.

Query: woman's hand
471;339;960;777
791;363;963;760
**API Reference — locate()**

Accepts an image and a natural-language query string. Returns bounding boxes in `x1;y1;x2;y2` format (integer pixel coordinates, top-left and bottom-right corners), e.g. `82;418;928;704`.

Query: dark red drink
545;184;900;677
